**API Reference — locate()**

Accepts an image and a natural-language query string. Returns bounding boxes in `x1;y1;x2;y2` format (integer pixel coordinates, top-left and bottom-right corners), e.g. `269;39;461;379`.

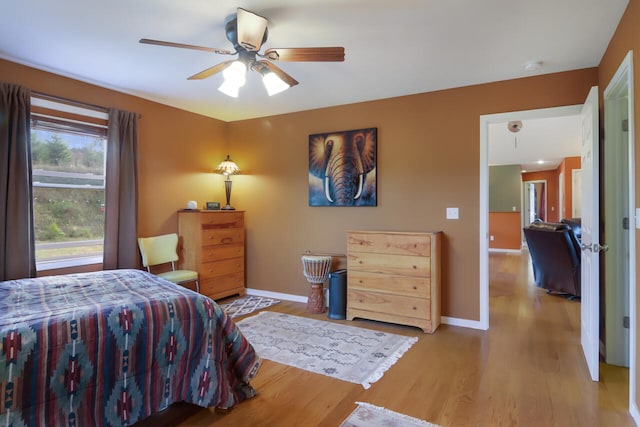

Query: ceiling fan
140;8;345;97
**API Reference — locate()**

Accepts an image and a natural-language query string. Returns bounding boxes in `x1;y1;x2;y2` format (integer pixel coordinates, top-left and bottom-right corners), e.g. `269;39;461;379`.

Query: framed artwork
308;127;377;206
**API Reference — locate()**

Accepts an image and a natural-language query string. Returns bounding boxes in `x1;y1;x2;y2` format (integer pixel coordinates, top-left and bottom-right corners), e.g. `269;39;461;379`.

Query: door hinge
624;316;630;329
623;217;629;230
622;119;629;132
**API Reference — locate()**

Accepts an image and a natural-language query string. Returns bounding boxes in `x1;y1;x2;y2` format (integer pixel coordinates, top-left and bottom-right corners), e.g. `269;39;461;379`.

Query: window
30;97;108;270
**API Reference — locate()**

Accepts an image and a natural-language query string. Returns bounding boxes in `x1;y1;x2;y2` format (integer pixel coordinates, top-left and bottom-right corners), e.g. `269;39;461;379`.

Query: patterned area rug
218;296;280;318
236;312;417;389
340;402;442;427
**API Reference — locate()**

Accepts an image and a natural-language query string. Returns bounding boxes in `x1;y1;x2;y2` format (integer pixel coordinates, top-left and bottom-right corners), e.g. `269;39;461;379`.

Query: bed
0;269;261;426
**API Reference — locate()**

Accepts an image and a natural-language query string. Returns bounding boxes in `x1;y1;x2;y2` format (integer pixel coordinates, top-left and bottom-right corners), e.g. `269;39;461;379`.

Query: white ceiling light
218;80;241;97
524;61;543;71
262;72;290;96
218;61;247;97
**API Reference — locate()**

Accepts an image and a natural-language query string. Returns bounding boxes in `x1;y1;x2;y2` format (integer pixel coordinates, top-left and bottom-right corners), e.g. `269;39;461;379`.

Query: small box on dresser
178;210;246;300
346;230;441;333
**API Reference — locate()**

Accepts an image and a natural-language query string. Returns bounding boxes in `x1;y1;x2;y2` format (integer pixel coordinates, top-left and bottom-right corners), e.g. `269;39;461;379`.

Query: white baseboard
488;248;522;254
246;288;307;303
247;288;488;331
631;401;640;426
442;316;487;330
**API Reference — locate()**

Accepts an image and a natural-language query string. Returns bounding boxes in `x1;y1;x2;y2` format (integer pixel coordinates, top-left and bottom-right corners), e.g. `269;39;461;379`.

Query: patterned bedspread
0;269;261;426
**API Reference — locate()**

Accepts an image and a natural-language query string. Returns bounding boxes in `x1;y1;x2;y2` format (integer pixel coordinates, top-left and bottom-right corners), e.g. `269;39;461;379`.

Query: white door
580;86;603;381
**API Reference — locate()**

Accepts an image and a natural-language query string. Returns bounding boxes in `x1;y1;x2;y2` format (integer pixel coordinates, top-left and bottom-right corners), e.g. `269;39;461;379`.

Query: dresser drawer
348;252;430;277
200;272;245;297
347;289;431;319
201;243;244;263
348;232;430;257
348;271;430;298
201;228;244;246
200;212;244;229
199;257;244;279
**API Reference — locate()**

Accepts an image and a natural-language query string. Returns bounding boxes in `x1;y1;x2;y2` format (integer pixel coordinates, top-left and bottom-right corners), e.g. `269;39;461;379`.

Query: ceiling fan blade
263;47;345;62
236;8;268;51
139;38;234;55
188;61;235;80
256;60;299;87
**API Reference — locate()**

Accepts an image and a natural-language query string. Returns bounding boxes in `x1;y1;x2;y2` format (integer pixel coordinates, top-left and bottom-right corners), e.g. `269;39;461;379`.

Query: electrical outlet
490;235;495;241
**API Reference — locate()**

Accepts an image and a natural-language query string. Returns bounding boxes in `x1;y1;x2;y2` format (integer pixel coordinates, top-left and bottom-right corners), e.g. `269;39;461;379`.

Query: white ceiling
489;115;582;172
0;0;628;169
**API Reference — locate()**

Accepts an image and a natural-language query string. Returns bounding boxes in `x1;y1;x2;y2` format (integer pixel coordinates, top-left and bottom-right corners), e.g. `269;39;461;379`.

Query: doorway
523;180;547;224
480;105;582;330
480;51;636;413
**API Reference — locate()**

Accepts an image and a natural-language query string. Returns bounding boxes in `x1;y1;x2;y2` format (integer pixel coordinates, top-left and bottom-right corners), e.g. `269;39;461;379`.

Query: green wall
489;165;521;212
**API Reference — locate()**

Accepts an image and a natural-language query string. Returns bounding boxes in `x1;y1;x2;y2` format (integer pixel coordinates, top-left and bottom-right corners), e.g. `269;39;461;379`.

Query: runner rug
236;312;418;389
340;402;442;427
218;295;280;318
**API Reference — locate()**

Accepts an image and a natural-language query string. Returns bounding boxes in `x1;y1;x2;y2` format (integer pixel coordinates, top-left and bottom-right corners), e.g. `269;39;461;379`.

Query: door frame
522;179;548;225
603;50;637;417
480;105;582;330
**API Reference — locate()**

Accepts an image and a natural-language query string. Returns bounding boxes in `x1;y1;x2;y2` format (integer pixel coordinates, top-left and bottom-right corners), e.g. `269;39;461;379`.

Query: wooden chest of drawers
178;210;245;300
346;230;441;333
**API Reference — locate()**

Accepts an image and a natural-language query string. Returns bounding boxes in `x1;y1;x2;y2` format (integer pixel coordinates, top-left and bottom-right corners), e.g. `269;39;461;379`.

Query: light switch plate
446;207;459;220
636;208;640;229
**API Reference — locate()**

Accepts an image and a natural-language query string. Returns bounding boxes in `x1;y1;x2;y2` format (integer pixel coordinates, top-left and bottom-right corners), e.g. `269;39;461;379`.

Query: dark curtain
103;109;138;270
0;83;36;281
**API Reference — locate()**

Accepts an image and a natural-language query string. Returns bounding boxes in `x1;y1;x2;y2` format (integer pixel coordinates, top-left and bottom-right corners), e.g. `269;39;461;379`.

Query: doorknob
581;242;609;252
592;243;609;253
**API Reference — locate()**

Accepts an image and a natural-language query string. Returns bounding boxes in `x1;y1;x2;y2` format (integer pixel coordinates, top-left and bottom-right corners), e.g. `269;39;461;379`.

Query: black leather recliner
523;221;581;298
560;217;582;240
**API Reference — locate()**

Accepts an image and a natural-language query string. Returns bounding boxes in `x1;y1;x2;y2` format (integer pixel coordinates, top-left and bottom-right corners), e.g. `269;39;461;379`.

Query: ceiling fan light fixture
262;72;290;96
218;80;241;97
236;8;268;51
222;61;247;87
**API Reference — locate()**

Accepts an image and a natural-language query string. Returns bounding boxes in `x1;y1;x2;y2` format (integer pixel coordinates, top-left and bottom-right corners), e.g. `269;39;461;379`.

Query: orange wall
0;60;598;322
598;0;640;412
227;69;597;321
521;170;560;222
488;212;521;250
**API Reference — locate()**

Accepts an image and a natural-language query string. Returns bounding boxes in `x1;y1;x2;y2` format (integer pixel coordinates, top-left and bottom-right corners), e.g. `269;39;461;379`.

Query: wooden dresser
177;210;245;300
346;230;441;333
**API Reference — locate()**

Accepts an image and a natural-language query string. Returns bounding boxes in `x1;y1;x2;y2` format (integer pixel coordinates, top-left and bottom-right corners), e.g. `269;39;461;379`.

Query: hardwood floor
136;251;634;426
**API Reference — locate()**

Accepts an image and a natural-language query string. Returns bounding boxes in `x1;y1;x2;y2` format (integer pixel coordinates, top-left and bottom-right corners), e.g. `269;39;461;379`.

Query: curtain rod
32;91;142;119
32;91;109;114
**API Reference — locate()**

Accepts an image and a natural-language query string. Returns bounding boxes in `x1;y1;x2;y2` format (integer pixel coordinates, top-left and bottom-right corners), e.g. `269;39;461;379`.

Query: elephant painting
308;128;377;206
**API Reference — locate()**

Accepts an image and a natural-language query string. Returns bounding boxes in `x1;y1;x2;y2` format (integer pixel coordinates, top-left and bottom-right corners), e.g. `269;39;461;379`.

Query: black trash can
328;269;347;320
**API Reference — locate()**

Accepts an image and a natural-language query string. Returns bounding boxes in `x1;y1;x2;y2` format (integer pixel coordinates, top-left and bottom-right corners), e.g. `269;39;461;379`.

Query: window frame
30;96;109;271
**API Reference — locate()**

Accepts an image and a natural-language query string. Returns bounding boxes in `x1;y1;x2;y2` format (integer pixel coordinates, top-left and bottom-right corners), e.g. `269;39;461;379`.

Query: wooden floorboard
135;251;634;426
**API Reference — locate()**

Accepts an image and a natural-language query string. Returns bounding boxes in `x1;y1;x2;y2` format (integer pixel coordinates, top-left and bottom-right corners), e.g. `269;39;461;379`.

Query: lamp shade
216;155;240;176
262;72;290;96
